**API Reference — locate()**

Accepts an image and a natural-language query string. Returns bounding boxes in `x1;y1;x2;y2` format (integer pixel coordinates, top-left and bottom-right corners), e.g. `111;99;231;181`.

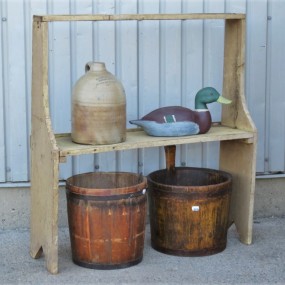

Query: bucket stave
147;167;232;256
66;172;147;269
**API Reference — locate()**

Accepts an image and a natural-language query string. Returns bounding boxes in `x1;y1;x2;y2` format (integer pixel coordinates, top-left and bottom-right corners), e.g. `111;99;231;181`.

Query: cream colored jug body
72;62;126;145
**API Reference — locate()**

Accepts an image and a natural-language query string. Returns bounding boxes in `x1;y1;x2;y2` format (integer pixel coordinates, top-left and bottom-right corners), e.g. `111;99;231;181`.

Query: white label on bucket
192;206;200;212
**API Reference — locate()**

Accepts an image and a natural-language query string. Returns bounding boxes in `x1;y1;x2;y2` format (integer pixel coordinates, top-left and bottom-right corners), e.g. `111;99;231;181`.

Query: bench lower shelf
56;125;255;160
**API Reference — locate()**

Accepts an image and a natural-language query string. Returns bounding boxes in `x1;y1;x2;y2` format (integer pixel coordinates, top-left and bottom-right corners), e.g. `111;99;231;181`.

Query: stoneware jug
72;62;126;145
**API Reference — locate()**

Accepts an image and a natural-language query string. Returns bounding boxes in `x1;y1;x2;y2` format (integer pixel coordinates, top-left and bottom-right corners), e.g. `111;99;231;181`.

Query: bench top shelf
55;125;254;159
34;13;245;22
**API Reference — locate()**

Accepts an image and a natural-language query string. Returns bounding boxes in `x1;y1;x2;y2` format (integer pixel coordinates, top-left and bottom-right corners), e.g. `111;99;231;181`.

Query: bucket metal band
66;188;147;201
72;256;143;270
148;183;231;199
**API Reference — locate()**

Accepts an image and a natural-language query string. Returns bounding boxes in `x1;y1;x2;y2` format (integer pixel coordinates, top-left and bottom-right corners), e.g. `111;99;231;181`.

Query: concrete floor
1;217;285;285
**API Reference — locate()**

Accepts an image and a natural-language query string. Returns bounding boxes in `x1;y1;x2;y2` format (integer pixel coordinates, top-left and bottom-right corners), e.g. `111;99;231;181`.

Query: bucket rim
66;171;147;196
147;166;232;192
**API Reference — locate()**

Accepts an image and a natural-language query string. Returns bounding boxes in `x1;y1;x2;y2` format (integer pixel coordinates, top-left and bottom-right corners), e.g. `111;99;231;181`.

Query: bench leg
220;139;257;244
30;148;59;274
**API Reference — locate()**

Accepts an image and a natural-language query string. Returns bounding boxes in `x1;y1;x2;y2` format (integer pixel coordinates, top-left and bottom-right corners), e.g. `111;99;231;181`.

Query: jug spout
85;62;106;73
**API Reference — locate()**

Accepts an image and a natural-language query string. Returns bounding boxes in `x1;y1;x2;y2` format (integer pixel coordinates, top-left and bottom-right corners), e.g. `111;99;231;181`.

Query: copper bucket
66;172;147;269
147;146;232;256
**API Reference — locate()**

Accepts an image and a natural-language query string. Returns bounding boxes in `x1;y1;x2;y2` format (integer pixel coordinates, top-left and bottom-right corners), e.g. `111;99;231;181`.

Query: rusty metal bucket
66;172;147;269
147;145;232;256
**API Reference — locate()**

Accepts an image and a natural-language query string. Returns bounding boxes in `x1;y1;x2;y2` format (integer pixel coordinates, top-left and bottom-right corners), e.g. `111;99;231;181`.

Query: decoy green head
195;87;231;110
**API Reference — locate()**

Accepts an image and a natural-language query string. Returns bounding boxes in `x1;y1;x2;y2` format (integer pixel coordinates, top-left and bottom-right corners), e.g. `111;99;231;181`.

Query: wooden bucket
66;172;147;269
147;146;232;256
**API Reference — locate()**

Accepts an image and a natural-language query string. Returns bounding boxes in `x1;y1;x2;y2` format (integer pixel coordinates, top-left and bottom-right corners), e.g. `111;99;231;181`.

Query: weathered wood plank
34;13;245;23
220;137;257;244
222;18;256;133
220;14;257;245
55;126;254;159
30;20;59;274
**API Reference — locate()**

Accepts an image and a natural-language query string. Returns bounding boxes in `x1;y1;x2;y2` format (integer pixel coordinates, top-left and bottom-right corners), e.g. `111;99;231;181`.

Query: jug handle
85;62;93;73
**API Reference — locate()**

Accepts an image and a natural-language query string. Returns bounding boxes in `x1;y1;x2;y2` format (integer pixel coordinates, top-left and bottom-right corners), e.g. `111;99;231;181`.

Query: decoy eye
210;93;213;96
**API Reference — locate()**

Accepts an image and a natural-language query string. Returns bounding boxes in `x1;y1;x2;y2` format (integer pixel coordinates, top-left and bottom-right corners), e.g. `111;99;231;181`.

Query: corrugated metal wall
0;0;284;183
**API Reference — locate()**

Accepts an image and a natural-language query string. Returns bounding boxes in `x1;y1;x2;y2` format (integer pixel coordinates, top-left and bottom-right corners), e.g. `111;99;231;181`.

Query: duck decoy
129;87;231;136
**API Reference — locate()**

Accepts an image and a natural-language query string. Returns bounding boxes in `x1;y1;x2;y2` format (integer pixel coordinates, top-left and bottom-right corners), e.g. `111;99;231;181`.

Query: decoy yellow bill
217;96;232;104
